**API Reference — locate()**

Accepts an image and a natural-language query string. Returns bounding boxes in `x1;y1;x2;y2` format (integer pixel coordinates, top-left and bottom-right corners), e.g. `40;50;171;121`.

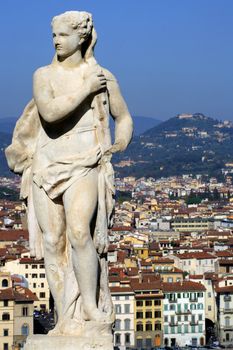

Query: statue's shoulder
33;64;52;80
101;67;117;82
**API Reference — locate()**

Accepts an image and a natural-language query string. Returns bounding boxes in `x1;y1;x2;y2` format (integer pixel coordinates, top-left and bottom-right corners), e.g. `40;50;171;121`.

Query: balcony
169;322;178;326
223;325;233;331
176;310;191;315
189;297;198;302
224;308;233;313
168;299;177;303
224;296;232;302
190;321;198;325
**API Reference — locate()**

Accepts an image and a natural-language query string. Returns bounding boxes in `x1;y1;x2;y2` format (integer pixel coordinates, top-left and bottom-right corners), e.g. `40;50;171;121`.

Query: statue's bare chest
48;67;84;97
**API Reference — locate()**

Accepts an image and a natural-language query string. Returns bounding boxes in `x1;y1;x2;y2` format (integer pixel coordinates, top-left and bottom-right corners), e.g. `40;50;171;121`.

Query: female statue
6;11;133;337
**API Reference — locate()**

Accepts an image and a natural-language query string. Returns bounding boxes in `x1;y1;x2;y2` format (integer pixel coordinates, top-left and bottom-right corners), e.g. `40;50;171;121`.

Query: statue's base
24;335;113;350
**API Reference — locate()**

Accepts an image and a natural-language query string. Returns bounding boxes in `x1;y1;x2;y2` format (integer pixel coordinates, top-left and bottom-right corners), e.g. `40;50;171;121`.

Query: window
208;305;212;311
40;292;45;298
115;296;119;300
136;312;143;319
115;304;121;314
146;322;152;331
125;333;130;344
41;283;44;288
115;319;121;330
2;279;8;288
25;264;28;269
115;333;120;345
191;325;196;333
164;316;168;322
145;311;152;318
3;344;8;350
21;324;29;336
198;324;203;332
40;264;44;269
225;317;230;327
154;311;161;318
154;300;161;306
190;304;196;310
208;292;211;297
146;338;152;347
168;277;173;282
155;323;161;331
25;274;28;278
170;304;176;311
33;283;36;288
3;329;8;336
177;304;181;312
184;303;188;310
136;322;143;331
198;314;202;321
32;274;38;278
136;338;143;348
226;333;230;341
124;319;130;330
124;304;130;313
145;300;152;306
164;325;169;334
184;315;189;321
3;300;8;307
164;304;168;311
2;313;10;321
178;315;181;321
197;303;203;310
40;274;46;278
178;325;182;333
22;307;28;316
136;300;143;307
125;295;129;300
32;264;37;269
184;324;189;333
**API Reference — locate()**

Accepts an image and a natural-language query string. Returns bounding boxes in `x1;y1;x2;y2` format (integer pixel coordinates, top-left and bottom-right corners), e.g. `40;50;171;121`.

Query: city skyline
1;0;233;121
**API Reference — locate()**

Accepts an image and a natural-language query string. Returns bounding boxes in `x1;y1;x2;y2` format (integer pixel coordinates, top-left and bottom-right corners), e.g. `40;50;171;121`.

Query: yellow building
131;278;163;348
0;272;37;350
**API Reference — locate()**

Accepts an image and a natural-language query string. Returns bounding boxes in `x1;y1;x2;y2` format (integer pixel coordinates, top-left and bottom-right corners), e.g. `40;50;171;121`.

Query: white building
216;284;233;347
111;285;135;350
163;281;206;347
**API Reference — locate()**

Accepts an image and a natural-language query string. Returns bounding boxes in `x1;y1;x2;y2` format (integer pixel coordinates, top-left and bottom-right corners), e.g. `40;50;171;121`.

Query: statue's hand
94;232;109;255
84;66;107;95
109;139;127;153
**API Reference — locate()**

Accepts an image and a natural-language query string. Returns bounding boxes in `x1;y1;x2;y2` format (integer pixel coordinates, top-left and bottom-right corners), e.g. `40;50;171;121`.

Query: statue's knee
69;228;89;249
44;233;64;254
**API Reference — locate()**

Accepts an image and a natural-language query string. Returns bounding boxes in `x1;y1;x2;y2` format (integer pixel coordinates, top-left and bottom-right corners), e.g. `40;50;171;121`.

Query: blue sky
1;0;233;121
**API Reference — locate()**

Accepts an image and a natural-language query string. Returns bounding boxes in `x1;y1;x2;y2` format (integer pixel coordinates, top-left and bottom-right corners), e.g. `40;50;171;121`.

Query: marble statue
5;10;133;349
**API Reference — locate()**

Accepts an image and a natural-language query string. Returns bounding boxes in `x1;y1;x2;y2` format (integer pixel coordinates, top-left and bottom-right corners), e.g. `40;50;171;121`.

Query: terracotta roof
177;252;216;260
216;285;233;293
0;286;38;301
162;281;206;292
0;229;29;241
131;278;162;291
110;286;134;294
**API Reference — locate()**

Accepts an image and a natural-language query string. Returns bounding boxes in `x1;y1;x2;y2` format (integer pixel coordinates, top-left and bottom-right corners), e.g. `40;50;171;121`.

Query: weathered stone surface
25;334;113;350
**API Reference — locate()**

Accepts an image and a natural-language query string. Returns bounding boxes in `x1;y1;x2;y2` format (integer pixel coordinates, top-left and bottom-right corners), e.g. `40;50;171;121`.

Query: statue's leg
32;183;66;324
63;169;104;321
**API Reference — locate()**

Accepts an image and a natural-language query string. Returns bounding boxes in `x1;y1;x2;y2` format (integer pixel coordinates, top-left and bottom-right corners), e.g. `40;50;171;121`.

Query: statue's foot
48;322;62;336
60;318;84;336
82;307;108;322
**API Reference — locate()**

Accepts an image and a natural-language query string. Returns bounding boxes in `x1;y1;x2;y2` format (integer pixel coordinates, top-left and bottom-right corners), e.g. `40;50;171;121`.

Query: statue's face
52;21;81;58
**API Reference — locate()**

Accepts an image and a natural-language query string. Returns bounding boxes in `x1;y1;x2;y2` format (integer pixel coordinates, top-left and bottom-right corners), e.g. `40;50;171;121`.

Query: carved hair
51;11;97;61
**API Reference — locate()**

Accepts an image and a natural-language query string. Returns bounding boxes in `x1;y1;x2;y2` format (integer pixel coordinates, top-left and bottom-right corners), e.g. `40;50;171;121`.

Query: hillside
113;113;233;179
0;132;12;177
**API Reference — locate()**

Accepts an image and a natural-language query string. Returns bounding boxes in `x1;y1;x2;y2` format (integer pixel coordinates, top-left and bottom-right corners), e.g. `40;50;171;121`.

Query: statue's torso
33;64;108;170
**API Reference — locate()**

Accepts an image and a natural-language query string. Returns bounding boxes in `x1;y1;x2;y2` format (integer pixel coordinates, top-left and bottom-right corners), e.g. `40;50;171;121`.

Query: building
111;285;135;350
0;272;37;350
1;257;49;311
163;281;206;347
131;278;163;349
216;284;233;347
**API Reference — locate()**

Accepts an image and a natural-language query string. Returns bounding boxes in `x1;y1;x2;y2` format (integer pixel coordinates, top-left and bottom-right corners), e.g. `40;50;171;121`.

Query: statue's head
51;11;97;60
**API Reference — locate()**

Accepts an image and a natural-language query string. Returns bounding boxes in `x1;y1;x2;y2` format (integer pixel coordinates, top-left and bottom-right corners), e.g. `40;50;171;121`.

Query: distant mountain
113;113;233;179
0;132;12;177
1;116;161;136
